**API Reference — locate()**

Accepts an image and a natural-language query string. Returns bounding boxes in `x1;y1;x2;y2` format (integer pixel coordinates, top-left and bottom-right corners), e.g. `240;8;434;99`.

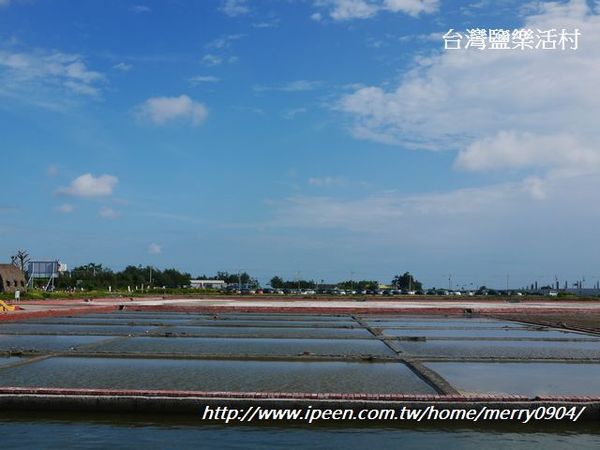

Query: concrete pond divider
0;387;599;421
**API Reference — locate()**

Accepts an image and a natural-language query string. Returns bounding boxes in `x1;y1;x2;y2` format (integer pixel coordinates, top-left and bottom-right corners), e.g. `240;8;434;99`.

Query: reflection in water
0;414;598;450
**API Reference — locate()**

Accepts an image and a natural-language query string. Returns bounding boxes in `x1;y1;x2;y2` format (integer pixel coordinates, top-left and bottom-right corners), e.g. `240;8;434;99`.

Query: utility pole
448;274;452;291
149;266;152;287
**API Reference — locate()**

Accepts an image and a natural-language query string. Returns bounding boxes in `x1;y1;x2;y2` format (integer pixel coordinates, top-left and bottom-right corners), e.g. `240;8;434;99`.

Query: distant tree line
269;276;317;289
196;272;259;287
335;280;379;290
269;272;421;291
54;263;191;290
8;249;424;292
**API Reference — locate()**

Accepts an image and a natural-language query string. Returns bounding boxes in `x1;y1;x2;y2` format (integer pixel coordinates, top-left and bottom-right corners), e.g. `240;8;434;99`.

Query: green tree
269;276;315;289
337;280;379;290
392;272;423;291
270;276;285;288
215;271;251;284
11;249;30;272
157;268;191;288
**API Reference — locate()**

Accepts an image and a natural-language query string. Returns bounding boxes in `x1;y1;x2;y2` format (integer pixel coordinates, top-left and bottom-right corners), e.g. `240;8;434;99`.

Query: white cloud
201;35;243;67
233;105;265;115
327;0;379;20
188;75;220;85
131;5;151;13
99;206;120;219
337;0;600;178
56;204;74;214
284;107;307;119
220;0;250;17
265;0;600;275
455;131;600;172
313;0;439;21
282;80;322;92
113;62;132;71
206;34;245;50
148;243;162;254
270;187;508;232
0;48;105;100
252;18;280;28
308;176;346;187
58;173;118;198
269;169;600;238
522;176;547;200
135;95;208;126
0;0;10;7
201;53;223;66
255;80;322;93
383;0;439;15
263;170;600;279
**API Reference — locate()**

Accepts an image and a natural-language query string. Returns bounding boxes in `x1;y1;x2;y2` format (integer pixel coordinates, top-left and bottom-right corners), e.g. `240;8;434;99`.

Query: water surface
426;362;600;397
0;416;598;450
85;337;394;357
0;357;428;393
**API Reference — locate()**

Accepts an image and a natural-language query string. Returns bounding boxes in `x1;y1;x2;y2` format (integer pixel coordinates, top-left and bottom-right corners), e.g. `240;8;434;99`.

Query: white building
190;279;226;290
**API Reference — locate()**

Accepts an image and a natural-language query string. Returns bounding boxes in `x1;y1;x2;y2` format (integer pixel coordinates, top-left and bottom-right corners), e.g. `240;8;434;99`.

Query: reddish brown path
2;296;600;321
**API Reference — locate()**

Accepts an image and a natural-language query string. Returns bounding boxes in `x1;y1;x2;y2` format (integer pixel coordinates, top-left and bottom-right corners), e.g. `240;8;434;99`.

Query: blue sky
1;0;600;289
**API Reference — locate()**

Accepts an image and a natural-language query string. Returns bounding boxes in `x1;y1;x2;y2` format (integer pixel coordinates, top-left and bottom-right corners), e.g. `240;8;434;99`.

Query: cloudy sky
1;0;599;288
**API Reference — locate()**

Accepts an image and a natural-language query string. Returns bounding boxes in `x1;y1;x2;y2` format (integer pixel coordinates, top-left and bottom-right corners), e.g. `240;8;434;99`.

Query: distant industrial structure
26;260;67;291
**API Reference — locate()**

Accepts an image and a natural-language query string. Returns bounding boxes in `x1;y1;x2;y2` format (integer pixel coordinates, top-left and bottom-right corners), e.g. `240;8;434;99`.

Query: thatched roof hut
0;264;27;293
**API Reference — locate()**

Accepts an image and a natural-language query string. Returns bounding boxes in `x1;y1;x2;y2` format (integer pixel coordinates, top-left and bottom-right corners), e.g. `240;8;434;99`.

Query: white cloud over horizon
148;243;162;254
263;0;600;270
266;169;600;257
135;95;208;126
57;173;118;198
